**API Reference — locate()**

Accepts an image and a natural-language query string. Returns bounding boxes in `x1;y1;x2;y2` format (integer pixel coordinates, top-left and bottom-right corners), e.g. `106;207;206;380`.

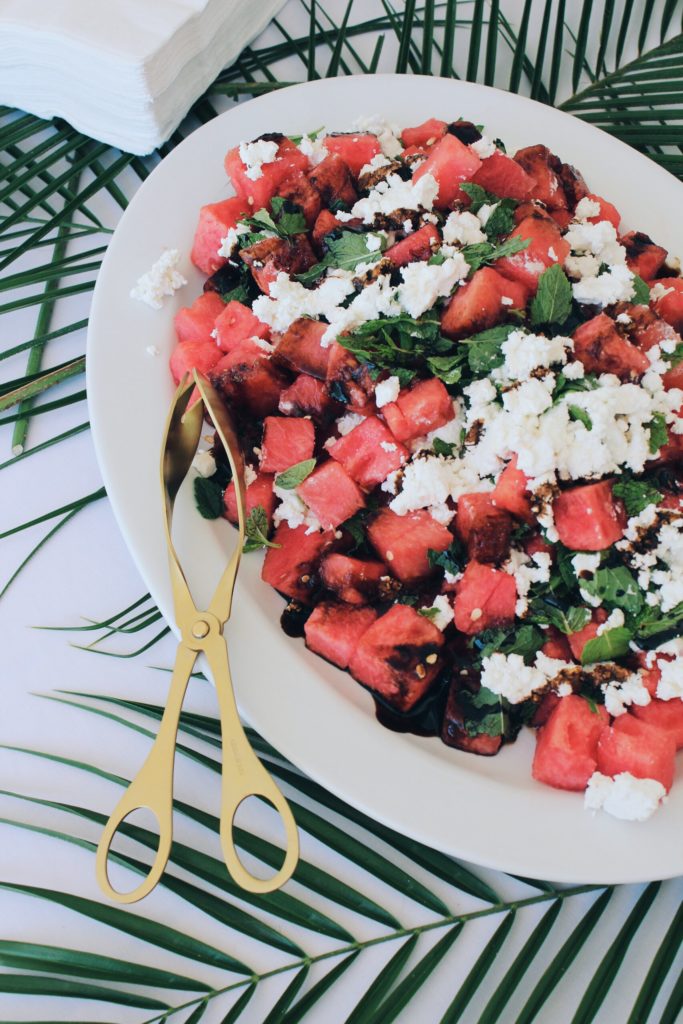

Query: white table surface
2;2;682;1021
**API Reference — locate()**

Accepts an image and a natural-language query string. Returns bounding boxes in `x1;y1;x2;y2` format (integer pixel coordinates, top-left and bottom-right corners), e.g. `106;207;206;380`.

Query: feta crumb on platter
239;139;279;180
585;772;666;821
375;375;401;408
130;248;187;309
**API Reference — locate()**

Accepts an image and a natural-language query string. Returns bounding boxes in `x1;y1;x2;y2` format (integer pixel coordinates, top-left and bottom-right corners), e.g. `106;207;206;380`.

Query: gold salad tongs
96;372;299;903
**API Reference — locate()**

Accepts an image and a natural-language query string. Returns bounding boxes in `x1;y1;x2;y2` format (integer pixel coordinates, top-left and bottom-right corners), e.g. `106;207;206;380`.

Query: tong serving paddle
96;371;299;903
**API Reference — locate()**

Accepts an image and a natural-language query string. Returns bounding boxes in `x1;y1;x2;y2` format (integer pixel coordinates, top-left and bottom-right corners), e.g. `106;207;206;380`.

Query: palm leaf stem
0;357;85;415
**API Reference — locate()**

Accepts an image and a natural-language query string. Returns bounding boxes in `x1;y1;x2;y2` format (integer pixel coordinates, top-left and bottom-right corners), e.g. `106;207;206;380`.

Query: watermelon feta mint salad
148;114;683;823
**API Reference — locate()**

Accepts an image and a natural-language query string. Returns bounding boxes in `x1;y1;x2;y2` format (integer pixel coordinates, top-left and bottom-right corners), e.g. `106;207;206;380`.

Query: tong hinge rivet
192;620;210;639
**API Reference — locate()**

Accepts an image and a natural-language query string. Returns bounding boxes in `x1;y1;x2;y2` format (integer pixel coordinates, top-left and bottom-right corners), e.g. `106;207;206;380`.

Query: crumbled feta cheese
298;132;329;165
349;172;439;223
650;282;675;303
562;360;585;380
193;450;216;478
398;254;469;317
498;330;570;381
600;672;651;717
380;441;398;452
442;210;486;246
336;412;366;436
375;375;401;407
585;771;666;821
389;453;480;524
360;153;392;177
596;608;625;635
564;219;626;267
365;232;383;252
217;223;249;259
503;548;552;616
480;651;568;704
620;509;683;612
501;296;514;306
251;271;355;336
444;569;462;585
477;202;498;227
146;344;160;357
130;248;187;309
573;197;601;221
616;312;632;325
470;135;497;159
656;656;683;700
244;464;257;487
572;263;636;307
353;114;403;158
572;552;601;577
239;139;279;180
424;594;454;631
403;218;414;234
273;484;321;534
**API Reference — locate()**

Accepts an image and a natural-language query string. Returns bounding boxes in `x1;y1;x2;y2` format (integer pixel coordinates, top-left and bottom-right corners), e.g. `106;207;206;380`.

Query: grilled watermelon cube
513;144;567;211
553;481;626;551
400;118;448;148
174;291;225;346
312;208;343;251
441;266;528;339
308;153;358;207
532;695;609;791
597;715;676;791
214;300;269;352
495;214;570;293
224;136;309;209
298;460;365;529
621;231;668;281
319;553;388;605
384;224;440;267
540;627;574;662
169;340;221;385
240;234;316;295
455;493;513;563
260;416;315;473
276;171;322;227
276;318;330;379
304;602;378;669
567;608;608;661
582;193;621;229
453;560;517;635
620;304;683;389
261;522;335;602
348;603;445;711
381;377;454;443
279;373;340;422
471;150;534;201
367;508;452;583
651;278;683;334
492;455;533;522
572;313;649;380
191;197;249;275
412;132;482;208
321;133;382;177
224;473;275;526
329;416;408;488
441;678;503;755
211;345;288;419
632;699;683;750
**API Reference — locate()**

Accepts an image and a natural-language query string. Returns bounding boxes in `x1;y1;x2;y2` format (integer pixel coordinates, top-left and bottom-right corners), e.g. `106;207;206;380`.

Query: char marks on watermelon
276;318;331;379
304;602;378;669
573;313;649;381
240;234;316;295
320;554;389;605
308;153;358;207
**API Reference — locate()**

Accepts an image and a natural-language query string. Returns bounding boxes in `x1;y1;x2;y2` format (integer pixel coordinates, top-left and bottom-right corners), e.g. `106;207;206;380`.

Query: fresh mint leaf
428;540;466;576
270;196;307;235
568;405;592;430
580;566;643;615
472;624;546;663
193;475;224;520
464;323;517;374
631;274;651;306
426;352;465;384
243;506;280;553
581;627;633;665
482;201;516;240
612;478;663;517
462;234;529;273
530;264;573;326
530;601;591;634
636;601;683;640
667;342;683;368
275;458;317;490
432;437;457;457
428;251;447;266
340;313;451;380
418;606;440;621
458;685;507;738
459;182;499;211
553;372;598;402
648;412;669;454
297;230;386;284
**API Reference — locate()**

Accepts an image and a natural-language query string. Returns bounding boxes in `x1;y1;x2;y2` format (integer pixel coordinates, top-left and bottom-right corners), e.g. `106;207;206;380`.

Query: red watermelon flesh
583;193;621;229
621;231;668;281
442;680;504;754
211;345;287;419
298;460;365;529
169;339;221;385
651;278;683;334
400;118;448;148
191;197;249;275
214;300;269;352
367;508;452;583
632;699;683;750
495;215;570;293
276;318;330;379
279;373;340;422
224;136;309;209
276;171;322;227
261;522;335;602
321;133;382;177
573;313;649;381
308;153;358;207
329;416;408;489
312;208;342;251
453;560;517;635
441;266;527;339
541;627;574;662
319;554;388;605
471;150;535;201
532;695;609;791
174;291;225;346
597;715;676;791
567;608;608;662
455;492;513;564
304;602;378;669
381;377;454;442
348;603;444;711
492;455;533;522
224;473;275;526
385;224;440;267
513;144;567;210
553;481;626;551
260;416;316;473
412;132;482;208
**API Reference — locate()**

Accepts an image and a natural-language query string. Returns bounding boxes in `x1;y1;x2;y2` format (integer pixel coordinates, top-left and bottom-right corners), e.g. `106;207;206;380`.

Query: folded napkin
0;0;286;154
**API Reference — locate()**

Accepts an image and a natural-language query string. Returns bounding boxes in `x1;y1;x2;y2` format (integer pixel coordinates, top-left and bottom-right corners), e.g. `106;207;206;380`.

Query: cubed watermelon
240;234;316;295
224;136;309;209
211;346;288;419
329;416;408;488
308;153;358;207
191;197;249;275
381;377;454;442
495;214;570;294
530;691;562;728
513;145;567;211
553;481;626;551
261;522;335;602
441;266;528;339
492;455;533;522
541;627;574;662
567;608;608;661
620;304;683;389
597;715;676;791
259;416;316;473
442;679;503;754
471;150;535;201
532;695;609;790
276;318;330;379
453;560;517;634
400;118;448;148
298;460;365;529
304;602;378;669
385;224;440;267
321;133;382;178
320;553;388;605
214;300;269;352
367;508;452;583
279;373;340;422
582;193;621;229
224;473;275;526
651;278;683;334
312;208;343;251
621;231;668;281
169;339;221;385
632;698;683;750
348;603;444;711
455;492;513;563
573;313;649;380
174;291;225;346
276;172;322;227
412;133;482;208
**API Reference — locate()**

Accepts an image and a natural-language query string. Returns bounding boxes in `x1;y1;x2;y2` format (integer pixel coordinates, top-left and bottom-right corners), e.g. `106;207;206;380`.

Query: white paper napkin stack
0;0;287;154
